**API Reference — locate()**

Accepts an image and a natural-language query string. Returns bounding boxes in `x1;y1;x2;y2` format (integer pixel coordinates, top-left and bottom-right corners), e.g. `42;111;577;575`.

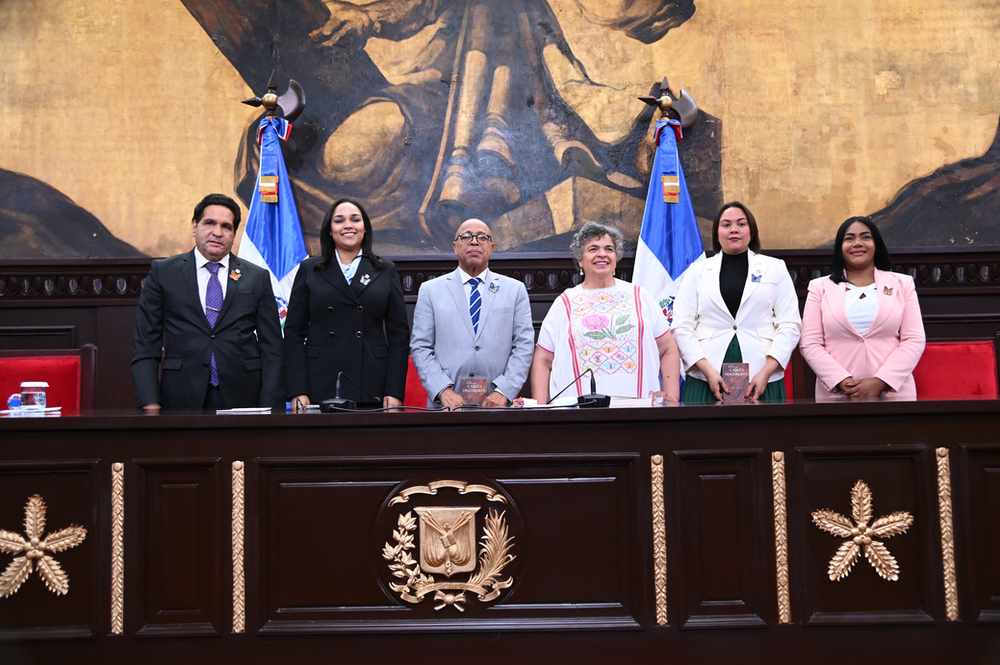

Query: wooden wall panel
673;450;768;628
135;460;222;637
0;460;100;640
1;402;1000;661
256;457;639;633
958;444;1000;623
794;447;937;625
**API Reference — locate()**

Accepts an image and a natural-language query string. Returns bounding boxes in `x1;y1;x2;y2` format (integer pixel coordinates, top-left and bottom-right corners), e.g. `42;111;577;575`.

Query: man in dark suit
132;193;284;411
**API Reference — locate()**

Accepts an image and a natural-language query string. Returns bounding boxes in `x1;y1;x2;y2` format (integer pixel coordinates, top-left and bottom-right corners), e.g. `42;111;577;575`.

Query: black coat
131;251;285;409
283;255;409;403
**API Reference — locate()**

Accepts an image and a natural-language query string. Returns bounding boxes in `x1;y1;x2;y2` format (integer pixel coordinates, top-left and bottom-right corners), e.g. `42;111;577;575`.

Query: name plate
721;363;750;404
458;378;489;405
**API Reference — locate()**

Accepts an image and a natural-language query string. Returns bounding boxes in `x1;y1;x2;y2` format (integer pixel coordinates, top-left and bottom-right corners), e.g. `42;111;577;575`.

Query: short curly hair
569;222;625;263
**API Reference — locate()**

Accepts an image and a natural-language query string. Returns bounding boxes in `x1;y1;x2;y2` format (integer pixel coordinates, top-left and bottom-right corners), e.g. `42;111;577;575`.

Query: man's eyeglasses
455;232;492;245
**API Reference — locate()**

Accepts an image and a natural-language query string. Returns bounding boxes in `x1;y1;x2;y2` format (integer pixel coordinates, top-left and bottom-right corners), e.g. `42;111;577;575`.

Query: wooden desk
0;401;997;663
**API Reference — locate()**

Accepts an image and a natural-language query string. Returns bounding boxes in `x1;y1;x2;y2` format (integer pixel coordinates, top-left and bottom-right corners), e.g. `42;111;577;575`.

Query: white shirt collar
458;266;491;285
194;246;229;272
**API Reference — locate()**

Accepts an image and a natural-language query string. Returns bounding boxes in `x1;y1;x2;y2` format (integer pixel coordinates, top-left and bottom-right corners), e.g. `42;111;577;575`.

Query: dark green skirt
681;337;787;404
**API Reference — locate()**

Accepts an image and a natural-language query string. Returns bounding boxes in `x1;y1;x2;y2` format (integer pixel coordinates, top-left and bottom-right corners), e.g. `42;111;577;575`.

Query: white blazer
673;250;801;382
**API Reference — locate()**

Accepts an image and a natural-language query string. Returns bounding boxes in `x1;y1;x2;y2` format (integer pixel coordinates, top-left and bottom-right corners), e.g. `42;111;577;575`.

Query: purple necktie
205;262;222;387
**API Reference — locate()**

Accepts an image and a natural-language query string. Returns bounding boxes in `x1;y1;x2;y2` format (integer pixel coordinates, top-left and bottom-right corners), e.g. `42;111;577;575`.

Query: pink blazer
799;270;925;401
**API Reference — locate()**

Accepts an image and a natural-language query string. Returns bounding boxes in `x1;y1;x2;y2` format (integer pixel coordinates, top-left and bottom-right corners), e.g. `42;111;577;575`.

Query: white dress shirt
194;247;229;312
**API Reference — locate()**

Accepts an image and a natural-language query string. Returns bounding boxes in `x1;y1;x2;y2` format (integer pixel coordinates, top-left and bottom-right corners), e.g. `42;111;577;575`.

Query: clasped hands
836;376;889;400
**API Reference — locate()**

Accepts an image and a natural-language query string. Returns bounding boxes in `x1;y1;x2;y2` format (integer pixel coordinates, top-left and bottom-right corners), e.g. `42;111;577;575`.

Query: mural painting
0;0;998;259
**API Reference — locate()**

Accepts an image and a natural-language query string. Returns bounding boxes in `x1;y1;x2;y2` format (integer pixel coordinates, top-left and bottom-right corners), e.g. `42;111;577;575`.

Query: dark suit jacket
131;250;285;409
283;255;409;403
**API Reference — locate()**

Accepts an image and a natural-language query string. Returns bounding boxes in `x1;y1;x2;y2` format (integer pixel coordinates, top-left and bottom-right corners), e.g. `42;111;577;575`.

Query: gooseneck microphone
546;368;611;408
320;372;382;412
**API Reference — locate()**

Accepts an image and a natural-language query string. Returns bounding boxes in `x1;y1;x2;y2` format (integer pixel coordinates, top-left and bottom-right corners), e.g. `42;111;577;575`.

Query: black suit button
469;373;474;377
329;332;335;337
327;306;334;312
211;334;216;339
357;305;364;312
356;331;363;338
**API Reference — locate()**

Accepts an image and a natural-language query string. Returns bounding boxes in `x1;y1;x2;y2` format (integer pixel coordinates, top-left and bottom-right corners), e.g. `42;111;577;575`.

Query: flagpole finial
639;75;699;129
241;70;306;122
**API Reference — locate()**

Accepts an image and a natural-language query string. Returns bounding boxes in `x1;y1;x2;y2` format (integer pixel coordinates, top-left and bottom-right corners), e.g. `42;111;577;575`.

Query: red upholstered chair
0;345;97;413
783;354;795;400
913;339;999;399
403;355;428;408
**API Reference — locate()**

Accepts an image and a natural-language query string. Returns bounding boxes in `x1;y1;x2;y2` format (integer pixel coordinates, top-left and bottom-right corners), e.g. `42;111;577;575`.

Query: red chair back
403;356;428;408
0;346;97;413
913;340;999;399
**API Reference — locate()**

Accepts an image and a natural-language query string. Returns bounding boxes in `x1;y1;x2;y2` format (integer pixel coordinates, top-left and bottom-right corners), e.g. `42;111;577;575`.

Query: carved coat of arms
381;481;515;611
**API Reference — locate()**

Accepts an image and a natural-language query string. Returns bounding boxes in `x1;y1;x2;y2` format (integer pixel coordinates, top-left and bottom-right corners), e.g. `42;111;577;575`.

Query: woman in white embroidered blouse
530;222;681;403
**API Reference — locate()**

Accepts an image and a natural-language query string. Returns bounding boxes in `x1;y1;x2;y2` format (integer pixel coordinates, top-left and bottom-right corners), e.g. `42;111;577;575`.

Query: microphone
546;368;610;408
576;368;611;408
320;372;382;412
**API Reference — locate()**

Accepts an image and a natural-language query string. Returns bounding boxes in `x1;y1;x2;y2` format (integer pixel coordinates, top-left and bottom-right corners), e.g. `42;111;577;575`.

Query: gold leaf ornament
0;495;87;598
812;481;913;582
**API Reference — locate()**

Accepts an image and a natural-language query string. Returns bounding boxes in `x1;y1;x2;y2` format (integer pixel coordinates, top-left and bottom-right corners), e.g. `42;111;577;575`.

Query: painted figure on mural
181;0;717;254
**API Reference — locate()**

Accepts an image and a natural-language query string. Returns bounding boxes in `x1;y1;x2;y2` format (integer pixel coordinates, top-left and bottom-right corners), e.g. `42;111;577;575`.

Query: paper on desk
215;407;272;414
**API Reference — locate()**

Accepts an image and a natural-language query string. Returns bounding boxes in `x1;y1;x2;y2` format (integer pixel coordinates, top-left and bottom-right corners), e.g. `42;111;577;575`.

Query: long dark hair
711;201;761;254
829;216;892;284
315;198;385;272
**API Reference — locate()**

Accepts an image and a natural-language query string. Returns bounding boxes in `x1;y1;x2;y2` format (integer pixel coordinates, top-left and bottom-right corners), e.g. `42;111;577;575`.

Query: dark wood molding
4;249;1000;306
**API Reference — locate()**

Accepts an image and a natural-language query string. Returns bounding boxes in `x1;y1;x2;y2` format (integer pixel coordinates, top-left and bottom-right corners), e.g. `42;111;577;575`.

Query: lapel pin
230;268;242;282
750;273;762;283
360;274;371;286
489;280;500;293
883;286;893;296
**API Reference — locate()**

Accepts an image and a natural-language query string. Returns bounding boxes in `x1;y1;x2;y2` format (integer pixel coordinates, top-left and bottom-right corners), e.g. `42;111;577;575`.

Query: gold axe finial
639;75;699;129
242;70;306;122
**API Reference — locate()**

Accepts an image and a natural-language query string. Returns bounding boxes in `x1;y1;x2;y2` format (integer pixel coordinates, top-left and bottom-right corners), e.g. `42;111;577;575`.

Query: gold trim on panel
936;447;958;621
771;451;791;623
111;462;124;634
650;454;667;626
388;480;508;506
232;460;246;633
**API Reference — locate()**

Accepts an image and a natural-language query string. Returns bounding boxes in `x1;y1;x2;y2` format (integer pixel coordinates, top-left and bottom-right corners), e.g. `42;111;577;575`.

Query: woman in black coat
284;198;409;408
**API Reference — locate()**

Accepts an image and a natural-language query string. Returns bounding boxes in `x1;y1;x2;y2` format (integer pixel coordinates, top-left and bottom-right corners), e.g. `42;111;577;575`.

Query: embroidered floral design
570;290;639;376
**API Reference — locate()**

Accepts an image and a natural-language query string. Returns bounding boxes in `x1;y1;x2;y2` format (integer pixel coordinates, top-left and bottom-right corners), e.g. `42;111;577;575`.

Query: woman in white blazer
673;202;801;403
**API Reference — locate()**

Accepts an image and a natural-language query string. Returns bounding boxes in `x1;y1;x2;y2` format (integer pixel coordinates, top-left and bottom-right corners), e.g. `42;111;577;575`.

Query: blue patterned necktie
205;262;222;387
468;277;482;334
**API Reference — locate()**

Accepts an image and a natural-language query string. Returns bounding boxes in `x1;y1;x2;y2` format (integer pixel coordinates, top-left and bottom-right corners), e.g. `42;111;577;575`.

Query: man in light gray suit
410;219;534;408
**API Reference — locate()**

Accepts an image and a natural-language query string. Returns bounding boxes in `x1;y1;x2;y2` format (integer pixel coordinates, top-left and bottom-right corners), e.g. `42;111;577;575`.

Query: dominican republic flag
632;118;704;328
238;116;307;327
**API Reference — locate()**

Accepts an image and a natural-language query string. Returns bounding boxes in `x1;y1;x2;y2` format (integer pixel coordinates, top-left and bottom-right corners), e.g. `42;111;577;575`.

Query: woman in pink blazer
799;216;925;401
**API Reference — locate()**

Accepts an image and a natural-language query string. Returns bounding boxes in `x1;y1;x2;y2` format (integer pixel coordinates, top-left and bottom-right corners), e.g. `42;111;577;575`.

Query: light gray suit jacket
410;268;534;407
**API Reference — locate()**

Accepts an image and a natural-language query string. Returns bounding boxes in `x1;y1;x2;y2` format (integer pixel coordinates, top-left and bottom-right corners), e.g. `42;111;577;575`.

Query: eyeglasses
455;232;492;245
